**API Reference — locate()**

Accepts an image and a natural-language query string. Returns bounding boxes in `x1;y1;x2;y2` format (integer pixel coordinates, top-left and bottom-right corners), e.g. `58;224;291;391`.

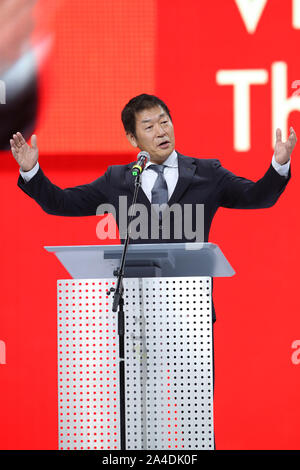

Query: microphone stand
107;168;143;451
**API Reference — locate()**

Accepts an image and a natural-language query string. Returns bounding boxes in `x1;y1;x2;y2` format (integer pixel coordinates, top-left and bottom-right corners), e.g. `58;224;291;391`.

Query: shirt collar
145;149;178;169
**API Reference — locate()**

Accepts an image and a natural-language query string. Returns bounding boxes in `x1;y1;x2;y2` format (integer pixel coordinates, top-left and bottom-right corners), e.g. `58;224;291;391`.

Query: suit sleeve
214;159;291;209
17;165;111;216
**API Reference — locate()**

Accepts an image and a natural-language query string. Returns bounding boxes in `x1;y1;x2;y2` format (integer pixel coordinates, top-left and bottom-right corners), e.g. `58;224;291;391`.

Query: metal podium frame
46;243;234;450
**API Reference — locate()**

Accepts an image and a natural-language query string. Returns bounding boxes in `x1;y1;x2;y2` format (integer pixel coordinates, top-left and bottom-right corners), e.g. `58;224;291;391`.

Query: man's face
126;105;175;164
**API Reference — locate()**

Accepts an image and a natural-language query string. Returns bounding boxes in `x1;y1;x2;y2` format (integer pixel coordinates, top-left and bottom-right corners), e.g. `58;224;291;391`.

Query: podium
45;242;234;450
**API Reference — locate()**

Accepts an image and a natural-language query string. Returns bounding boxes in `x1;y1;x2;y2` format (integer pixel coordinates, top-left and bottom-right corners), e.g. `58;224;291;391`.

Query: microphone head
137;151;150;162
132;151;150;176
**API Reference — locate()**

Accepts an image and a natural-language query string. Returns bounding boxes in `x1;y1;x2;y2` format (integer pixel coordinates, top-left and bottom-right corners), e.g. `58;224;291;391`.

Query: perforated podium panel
58;277;214;450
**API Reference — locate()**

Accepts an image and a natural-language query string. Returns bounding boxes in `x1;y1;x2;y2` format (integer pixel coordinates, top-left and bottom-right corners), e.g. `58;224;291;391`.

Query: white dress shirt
20;152;290;201
141;149;178;201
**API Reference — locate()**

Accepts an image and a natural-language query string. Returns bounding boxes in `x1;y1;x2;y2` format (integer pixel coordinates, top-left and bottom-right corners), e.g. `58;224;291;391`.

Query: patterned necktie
148;164;168;206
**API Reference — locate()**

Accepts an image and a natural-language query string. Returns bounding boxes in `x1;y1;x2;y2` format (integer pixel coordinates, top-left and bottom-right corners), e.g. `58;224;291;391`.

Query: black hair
121;93;172;137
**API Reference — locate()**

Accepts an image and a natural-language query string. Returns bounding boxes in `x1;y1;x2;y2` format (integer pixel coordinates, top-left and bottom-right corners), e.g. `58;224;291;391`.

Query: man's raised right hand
10;132;39;172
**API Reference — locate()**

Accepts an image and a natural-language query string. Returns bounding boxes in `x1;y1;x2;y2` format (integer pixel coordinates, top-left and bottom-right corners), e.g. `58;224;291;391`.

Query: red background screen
1;0;300;449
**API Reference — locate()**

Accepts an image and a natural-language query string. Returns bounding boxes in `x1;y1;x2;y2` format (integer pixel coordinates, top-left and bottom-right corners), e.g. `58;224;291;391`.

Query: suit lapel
125;162;151;208
168;152;196;206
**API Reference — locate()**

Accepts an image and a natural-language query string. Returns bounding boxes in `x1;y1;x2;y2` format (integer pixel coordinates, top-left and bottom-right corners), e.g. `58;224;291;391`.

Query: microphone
131;151;150;176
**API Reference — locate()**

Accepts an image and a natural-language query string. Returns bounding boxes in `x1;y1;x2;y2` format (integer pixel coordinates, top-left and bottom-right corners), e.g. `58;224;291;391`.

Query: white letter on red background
234;0;268;33
272;61;300;147
216;69;268;151
293;0;300;28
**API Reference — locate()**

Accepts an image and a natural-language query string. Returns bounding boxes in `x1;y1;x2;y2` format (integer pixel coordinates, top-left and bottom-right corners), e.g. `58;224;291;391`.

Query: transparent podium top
44;242;235;279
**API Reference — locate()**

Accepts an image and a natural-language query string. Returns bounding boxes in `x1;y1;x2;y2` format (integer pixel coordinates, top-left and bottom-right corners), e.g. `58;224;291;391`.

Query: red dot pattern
58;279;119;450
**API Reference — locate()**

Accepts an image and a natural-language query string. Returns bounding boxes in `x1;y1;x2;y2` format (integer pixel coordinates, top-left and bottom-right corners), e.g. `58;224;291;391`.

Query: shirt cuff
19;161;40;182
272;154;290;177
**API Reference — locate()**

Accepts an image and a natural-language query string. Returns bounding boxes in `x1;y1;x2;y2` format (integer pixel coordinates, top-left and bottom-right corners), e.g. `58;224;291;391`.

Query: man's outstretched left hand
274;127;297;165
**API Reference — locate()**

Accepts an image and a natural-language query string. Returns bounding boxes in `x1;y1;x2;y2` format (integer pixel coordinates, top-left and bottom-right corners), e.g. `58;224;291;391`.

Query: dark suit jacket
18;151;291;320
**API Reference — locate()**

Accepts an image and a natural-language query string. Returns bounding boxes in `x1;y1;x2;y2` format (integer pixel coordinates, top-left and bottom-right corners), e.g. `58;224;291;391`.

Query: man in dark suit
11;93;297;322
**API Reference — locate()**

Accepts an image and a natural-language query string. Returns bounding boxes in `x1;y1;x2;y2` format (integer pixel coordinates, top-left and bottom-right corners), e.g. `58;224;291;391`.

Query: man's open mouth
158;141;170;147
